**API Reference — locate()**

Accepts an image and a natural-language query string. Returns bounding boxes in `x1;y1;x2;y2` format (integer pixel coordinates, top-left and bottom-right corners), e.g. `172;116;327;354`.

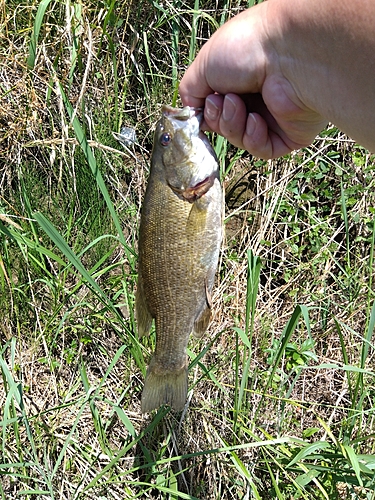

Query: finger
202;93;281;158
203;93;223;129
204;94;307;159
204;94;247;148
179;47;212;109
242;112;296;158
179;84;207;109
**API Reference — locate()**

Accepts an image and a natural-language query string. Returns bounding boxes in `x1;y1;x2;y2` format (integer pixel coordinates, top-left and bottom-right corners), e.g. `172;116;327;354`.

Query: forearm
269;0;375;150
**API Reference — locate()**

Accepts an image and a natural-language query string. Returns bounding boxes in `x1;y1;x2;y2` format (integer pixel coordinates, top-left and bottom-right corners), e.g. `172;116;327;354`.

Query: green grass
1;0;375;498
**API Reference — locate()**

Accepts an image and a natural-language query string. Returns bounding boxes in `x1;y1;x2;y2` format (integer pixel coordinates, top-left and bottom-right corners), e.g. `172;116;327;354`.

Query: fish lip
162;105;203;125
191;107;203;124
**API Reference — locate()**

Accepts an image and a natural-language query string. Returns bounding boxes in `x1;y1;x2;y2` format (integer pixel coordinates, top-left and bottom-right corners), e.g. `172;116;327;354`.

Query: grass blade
33;212;111;305
27;0;53;69
344;444;363;487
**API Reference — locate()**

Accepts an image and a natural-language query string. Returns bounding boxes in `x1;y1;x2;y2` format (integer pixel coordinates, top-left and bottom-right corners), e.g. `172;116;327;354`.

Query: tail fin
141;359;188;413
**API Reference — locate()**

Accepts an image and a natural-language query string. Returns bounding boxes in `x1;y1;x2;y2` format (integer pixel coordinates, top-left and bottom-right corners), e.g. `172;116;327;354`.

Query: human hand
179;3;328;159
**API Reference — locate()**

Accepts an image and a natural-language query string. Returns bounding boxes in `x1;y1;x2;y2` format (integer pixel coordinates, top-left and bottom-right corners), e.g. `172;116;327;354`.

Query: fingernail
223;95;236;121
205;96;219;121
246;113;257;136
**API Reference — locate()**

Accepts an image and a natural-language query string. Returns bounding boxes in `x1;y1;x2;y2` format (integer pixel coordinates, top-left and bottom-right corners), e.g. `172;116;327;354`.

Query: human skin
179;0;375;159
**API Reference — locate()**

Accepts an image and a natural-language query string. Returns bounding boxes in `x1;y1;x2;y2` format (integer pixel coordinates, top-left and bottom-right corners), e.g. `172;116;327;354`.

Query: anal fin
193;279;212;338
193;306;211;338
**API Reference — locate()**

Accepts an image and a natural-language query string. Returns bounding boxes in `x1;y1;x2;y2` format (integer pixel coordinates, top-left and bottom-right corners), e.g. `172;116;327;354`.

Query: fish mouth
168;172;216;202
162;105;203;125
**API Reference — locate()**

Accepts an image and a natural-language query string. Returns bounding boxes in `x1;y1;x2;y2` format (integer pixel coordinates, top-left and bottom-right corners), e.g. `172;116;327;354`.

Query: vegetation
1;0;375;498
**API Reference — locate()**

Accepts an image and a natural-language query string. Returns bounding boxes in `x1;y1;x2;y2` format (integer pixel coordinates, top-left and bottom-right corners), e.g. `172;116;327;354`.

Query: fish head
152;105;219;202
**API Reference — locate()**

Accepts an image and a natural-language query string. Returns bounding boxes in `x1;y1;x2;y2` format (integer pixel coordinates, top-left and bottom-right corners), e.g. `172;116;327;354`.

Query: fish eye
160;132;171;147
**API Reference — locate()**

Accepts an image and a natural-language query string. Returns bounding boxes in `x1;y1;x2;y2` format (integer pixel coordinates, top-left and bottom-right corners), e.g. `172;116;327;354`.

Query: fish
136;104;223;413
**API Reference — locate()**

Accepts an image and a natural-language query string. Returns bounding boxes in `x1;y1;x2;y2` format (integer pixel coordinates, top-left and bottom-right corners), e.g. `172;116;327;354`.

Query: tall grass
1;0;375;498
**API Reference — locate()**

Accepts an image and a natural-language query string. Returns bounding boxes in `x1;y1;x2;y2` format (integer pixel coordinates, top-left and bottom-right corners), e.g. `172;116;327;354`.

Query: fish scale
136;105;223;413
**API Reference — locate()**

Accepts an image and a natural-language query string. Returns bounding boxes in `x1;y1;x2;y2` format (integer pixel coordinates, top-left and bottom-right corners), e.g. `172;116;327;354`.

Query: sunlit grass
1;0;375;498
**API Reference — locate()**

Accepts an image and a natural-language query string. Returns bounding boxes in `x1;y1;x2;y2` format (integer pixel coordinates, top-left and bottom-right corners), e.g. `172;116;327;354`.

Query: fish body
136;105;222;413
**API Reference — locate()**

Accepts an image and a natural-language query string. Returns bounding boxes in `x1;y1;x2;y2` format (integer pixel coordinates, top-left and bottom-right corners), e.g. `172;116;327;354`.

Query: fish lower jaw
168;172;217;202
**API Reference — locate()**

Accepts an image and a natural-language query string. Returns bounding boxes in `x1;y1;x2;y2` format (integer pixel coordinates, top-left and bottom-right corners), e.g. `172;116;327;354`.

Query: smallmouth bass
136;105;223;413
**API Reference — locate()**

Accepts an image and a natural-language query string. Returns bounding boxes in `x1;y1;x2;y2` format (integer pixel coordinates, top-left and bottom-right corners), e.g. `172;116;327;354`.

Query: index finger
179;45;214;108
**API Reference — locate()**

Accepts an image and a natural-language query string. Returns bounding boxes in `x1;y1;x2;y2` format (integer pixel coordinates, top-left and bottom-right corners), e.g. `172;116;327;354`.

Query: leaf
33;212;112;308
114;406;136;438
302;427;320;439
287;441;331;467
295;469;321;487
27;0;54;69
232;327;252;350
0;221;66;267
344;445;363;487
